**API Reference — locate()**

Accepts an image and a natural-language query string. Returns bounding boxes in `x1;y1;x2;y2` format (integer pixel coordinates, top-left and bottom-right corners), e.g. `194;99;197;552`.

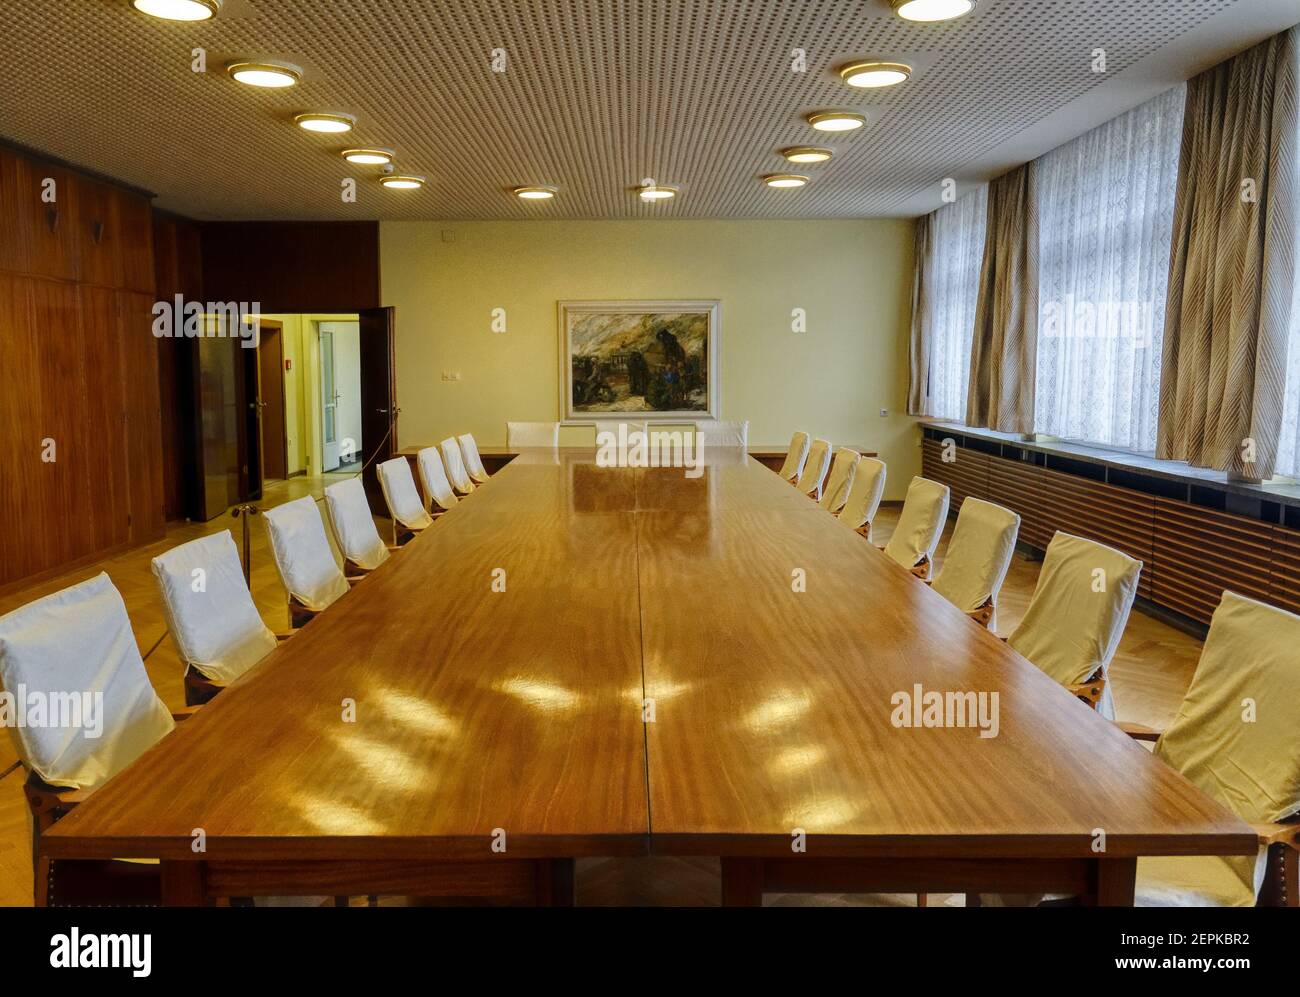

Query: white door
321;330;340;471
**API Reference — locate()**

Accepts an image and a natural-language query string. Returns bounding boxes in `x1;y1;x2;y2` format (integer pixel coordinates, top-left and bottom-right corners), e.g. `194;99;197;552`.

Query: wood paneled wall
0;144;166;587
200;221;380;313
152;211;203;522
922;436;1299;627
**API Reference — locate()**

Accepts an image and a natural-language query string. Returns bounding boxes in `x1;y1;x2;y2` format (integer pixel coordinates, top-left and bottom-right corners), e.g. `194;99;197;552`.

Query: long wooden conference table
42;448;1255;906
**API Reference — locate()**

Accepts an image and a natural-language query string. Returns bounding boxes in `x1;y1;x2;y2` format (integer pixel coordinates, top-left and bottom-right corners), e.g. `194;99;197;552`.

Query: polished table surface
44;448;1254;899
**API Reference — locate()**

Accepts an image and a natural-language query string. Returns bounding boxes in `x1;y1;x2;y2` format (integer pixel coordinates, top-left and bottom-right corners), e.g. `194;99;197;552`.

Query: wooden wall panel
1039;468;1156;599
1269;526;1300;617
0;144;170;586
15;156;78;282
921;438;988;513
1153;498;1274;625
985;454;1051;550
152;212;202;522
200;221;380;313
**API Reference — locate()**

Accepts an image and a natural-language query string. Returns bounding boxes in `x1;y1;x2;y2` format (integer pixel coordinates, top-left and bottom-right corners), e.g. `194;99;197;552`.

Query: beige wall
379;219;918;498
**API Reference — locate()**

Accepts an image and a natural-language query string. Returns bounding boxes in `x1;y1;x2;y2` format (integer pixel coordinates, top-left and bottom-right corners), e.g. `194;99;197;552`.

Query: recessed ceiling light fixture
380;174;426;190
763;174;809;189
130;0;220;21
226;60;302;89
294;112;355;134
780;146;833;164
343;147;395;165
892;0;976;22
513;185;558;200
839;61;912;88
638;184;678;201
806;110;867;132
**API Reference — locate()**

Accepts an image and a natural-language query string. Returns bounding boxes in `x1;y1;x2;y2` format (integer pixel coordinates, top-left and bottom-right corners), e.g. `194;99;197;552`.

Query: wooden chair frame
25;707;198;906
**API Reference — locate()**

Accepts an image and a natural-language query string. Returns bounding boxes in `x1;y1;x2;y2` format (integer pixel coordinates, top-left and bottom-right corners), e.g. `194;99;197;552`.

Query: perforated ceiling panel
0;0;1288;219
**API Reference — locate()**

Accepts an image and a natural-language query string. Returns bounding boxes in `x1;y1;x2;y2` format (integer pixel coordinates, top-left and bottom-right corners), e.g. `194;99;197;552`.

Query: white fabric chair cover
417;446;459;512
777;432;810;482
378;457;435;529
506;421;560;448
838;457;887;536
324;477;391;569
440;438;476;495
263;496;351;613
695;419;749;447
1136;592;1300;906
457;433;490;484
818;448;861;513
883;476;950;577
151;531;278;686
795;438;832;498
0;573;174;791
594;420;648;444
1007;531;1140;720
931;498;1020;630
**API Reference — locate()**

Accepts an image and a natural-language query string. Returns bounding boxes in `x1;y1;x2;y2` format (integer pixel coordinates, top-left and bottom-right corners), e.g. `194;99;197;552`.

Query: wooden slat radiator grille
1153;499;1275;625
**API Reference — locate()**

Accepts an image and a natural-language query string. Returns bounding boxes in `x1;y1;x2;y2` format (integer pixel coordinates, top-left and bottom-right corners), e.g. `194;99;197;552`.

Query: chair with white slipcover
838;457;887;540
1129;592;1300;907
377;456;435;543
882;476;950;580
506;421;560;448
0;573;178;905
794;438;832;501
417;446;459;516
777;432;811;484
930;498;1020;630
818;448;861;514
263;495;353;628
325;476;394;571
440;438;476;496
695;419;749;447
457;433;490;485
1006;531;1140;719
152;530;283;705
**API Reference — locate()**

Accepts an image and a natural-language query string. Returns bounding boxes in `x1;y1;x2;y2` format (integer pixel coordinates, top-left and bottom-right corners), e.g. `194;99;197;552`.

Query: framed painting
558;300;720;422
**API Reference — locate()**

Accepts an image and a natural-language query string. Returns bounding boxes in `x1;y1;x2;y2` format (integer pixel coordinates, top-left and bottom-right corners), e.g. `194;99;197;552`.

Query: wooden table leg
720;858;764;906
160;860;207;906
1089;857;1137;907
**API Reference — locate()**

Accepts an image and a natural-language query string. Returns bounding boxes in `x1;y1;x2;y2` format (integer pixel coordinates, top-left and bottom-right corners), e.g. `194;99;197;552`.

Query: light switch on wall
879;408;889;417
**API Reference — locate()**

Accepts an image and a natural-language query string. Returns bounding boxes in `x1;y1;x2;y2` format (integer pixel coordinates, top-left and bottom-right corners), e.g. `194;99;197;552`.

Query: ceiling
1;0;1296;221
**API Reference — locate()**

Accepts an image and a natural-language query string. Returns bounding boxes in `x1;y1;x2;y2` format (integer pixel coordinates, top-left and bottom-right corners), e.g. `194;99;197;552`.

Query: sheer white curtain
1034;86;1185;451
1276;129;1300;479
920;186;987;421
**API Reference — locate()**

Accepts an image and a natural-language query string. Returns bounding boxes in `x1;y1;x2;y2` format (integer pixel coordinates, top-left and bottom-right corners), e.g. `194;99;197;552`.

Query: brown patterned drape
965;163;1039;434
907;213;935;417
1157;27;1298;479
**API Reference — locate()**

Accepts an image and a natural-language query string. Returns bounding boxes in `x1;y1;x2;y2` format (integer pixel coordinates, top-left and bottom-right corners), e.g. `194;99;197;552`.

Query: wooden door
257;322;288;480
358;306;396;513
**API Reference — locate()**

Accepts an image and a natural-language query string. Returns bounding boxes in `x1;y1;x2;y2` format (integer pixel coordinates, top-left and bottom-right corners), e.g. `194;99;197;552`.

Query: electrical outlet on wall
879;408;889;418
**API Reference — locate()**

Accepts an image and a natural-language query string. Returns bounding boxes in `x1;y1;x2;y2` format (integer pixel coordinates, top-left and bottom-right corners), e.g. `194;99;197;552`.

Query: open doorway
318;320;363;473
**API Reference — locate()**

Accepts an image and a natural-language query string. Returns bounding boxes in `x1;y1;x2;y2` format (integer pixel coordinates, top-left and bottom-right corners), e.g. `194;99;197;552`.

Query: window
920;185;987;421
1033;85;1185;451
1275;125;1300;479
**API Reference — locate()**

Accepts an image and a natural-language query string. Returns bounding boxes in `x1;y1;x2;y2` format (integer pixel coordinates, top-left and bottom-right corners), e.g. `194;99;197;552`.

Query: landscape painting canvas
558;300;720;421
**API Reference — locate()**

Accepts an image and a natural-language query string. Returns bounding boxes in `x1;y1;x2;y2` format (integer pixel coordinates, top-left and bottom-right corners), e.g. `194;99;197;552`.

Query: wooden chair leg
917;893;928;907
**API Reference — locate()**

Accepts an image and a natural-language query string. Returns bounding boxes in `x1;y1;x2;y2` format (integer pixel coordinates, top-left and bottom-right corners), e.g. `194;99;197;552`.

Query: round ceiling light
130;0;220;21
892;0;976;23
380;174;426;190
294;113;355;134
780;146;832;164
805;110;867;132
839;61;912;88
343;147;395;165
638;184;678;201
513;186;558;200
227;60;302;89
763;174;808;189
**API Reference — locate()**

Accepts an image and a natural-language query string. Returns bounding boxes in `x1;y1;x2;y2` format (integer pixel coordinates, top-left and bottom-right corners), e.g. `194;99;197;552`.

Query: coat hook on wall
44;207;58;233
91;219;105;244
